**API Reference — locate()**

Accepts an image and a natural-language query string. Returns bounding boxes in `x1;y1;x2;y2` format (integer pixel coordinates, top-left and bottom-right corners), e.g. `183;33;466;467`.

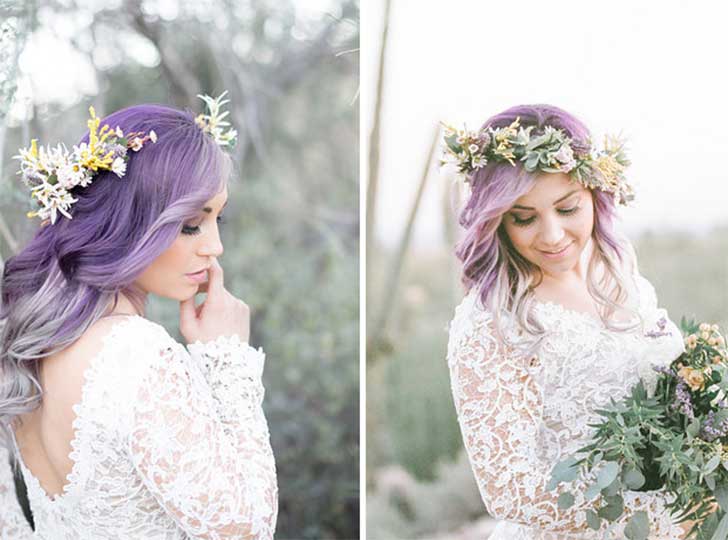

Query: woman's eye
181;214;226;236
511;214;536;227
181;224;201;236
557;205;580;216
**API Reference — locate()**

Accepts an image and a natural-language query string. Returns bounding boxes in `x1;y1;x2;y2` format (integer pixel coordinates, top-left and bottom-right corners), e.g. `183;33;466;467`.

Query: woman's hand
179;257;250;344
678;502;719;538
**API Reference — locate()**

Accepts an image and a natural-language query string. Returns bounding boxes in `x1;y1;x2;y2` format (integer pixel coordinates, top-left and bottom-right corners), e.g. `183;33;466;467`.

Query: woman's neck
105;291;146;317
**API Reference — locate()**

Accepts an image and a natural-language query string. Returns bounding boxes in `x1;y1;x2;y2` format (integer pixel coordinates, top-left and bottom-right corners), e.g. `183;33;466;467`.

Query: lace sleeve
0;445;33;539
128;332;277;540
446;305;683;538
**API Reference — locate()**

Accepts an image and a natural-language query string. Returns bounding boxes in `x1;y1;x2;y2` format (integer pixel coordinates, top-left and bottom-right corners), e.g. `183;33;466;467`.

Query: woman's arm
0;444;34;538
128;330;277;540
447;307;684;537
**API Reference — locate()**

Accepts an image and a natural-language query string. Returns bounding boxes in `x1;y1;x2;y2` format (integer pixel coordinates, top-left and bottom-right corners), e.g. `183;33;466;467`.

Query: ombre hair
456;104;637;338
0;103;233;451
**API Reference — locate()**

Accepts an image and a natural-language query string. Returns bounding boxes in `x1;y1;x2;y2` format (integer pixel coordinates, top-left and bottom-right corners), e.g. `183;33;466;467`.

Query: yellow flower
678;365;706;392
701;331;711;340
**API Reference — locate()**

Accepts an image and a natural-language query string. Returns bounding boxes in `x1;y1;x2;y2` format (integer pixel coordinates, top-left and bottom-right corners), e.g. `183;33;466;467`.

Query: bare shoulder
40;316;141;404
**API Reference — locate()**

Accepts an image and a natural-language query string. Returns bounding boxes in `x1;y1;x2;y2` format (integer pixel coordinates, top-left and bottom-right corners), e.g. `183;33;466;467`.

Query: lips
540;245;570;254
537;242;573;258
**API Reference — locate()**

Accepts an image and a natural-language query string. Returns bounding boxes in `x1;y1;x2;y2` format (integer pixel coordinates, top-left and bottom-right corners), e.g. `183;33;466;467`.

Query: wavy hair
0;103;232;453
455;104;637;338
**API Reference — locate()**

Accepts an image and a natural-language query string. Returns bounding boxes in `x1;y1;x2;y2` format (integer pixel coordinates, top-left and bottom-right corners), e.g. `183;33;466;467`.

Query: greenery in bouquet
549;319;728;539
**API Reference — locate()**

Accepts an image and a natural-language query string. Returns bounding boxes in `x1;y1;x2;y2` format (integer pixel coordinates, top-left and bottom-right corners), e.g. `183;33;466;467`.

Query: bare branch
368;124;440;360
365;0;391;336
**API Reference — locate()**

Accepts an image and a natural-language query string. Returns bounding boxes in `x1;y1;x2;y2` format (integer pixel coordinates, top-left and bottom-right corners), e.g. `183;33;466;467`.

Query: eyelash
181;215;226;236
511;206;580;227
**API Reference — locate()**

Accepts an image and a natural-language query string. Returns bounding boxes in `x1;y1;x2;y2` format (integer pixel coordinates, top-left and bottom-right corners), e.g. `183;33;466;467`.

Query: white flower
57;162;86;189
115;127;124;138
111;157;127;177
130;138;143;151
31;182;77;224
553;144;575;164
468;144;480;154
76;170;95;188
149;130;157;143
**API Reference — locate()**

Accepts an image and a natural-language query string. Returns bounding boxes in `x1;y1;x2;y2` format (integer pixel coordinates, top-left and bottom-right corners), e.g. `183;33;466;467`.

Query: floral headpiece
194;91;238;148
13;107;157;224
440;117;634;206
14;92;238;224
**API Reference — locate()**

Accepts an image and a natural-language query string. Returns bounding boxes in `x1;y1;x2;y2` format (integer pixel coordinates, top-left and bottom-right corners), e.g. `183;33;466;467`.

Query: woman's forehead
513;174;584;208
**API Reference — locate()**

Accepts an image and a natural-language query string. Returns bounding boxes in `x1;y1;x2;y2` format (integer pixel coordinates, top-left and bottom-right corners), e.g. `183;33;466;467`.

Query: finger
206;257;224;298
180;295;198;327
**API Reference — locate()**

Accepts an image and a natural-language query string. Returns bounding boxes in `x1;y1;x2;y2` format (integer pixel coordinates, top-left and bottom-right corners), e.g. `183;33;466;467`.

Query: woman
0;95;277;539
445;104;691;538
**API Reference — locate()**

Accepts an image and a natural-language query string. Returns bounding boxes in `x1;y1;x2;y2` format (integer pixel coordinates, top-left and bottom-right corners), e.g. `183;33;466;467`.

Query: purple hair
455;104;633;333
0;103;232;446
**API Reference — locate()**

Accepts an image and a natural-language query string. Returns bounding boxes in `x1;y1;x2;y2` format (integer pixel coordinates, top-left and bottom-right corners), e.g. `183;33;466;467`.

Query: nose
198;223;224;258
539;215;566;247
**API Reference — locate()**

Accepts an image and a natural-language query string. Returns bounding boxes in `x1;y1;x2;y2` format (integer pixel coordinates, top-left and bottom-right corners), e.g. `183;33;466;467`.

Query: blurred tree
1;0;359;538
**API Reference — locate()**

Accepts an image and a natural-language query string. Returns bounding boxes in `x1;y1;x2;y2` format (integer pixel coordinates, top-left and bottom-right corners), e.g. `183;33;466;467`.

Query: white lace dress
447;274;687;540
0;315;277;540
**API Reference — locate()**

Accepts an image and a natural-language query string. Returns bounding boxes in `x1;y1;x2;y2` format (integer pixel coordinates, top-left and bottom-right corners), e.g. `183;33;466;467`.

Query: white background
363;0;728;249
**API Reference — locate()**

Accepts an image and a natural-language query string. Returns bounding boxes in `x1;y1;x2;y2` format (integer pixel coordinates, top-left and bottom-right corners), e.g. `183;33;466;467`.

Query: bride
0;95;277;538
445;104;695;538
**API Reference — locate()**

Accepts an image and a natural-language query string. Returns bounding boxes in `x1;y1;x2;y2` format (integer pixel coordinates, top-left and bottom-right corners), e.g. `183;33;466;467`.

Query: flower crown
194;91;238;148
440;117;634;206
14;92;237;224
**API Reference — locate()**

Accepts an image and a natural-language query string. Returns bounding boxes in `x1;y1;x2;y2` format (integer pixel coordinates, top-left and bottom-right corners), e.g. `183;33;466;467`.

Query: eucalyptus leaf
597;461;620;488
708;475;717;491
557;492;575;510
585;482;602;500
624;511;649;540
586;509;601;530
715;485;728;512
706;455;722;474
711;512;728;540
624;468;646;490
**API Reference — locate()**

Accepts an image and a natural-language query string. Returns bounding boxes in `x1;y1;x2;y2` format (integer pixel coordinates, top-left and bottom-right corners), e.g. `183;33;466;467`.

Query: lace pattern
447;274;686;539
0;444;34;539
0;316;277;539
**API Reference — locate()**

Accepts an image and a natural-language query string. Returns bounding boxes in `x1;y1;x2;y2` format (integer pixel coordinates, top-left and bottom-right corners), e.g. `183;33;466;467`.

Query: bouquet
549;319;728;539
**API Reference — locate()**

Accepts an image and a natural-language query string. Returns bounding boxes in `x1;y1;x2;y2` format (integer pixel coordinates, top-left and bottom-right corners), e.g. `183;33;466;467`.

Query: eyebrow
511;190;579;211
203;200;229;213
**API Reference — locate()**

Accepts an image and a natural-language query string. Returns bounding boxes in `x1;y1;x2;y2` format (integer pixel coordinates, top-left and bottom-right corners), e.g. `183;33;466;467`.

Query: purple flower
700;410;728;442
646;317;670;338
671;380;695;421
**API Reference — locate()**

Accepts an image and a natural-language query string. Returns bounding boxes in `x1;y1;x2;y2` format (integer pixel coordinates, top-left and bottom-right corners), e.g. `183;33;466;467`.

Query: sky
363;0;728;250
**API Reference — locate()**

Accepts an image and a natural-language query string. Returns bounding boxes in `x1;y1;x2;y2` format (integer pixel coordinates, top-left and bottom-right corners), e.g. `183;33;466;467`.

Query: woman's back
2;314;278;539
12;316;125;499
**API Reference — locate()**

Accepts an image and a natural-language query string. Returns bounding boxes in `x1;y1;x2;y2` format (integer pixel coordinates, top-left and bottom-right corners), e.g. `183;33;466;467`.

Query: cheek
575;203;595;238
502;222;534;254
137;241;191;289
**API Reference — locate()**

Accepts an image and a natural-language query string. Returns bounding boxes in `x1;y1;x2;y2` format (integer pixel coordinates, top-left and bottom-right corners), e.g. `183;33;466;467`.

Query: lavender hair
455;104;637;337
0;103;232;452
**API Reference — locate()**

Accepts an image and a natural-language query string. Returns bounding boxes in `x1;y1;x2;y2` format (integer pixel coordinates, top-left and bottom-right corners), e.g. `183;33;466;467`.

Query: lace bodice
0;315;277;539
447;274;686;540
